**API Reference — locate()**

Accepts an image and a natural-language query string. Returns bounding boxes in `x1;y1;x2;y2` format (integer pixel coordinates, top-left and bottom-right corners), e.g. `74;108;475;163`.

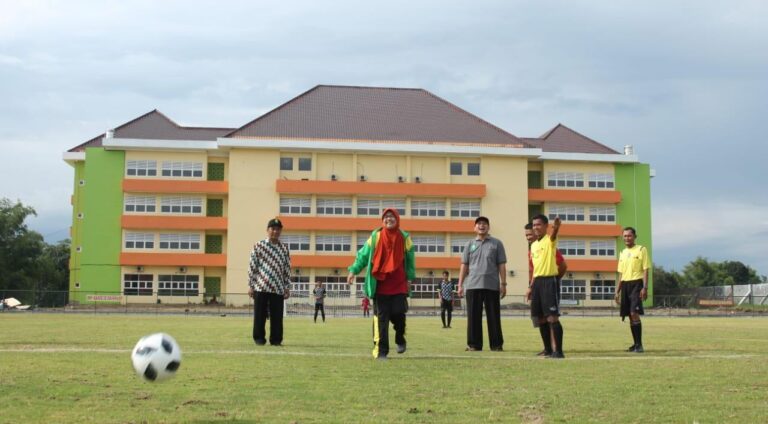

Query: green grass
1;314;767;423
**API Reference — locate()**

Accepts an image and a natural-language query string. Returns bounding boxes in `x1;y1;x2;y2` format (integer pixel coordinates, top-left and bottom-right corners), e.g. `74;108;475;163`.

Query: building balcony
276;179;486;198
120;252;227;267
122;215;228;231
123;179;228;194
562;259;618;273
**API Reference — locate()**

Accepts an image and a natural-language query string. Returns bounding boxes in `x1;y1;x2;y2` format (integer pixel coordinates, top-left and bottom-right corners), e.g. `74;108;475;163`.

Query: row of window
282;233;475;254
123;274;200;296
561;279;616;300
547;172;615;189
125;233;202;251
125;195;205;214
548;205;616;223
280;197;480;218
279;157;482;177
126;161;204;178
558;240;616;257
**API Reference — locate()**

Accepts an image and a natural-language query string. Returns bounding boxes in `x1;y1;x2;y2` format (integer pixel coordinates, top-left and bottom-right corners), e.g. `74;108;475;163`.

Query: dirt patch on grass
518;404;545;424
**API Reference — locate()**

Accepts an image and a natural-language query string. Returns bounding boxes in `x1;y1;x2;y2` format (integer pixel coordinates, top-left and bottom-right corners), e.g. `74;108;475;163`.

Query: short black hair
524;222;533;230
442;270;449;276
531;214;548;224
623;226;637;236
475;216;490;225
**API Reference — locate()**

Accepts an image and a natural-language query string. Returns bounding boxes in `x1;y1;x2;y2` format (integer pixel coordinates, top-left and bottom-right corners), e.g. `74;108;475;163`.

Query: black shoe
376;355;388;361
536;350;552;357
254;339;267;346
396;344;407;354
442;325;447;328
270;342;282;346
465;346;480;352
627;344;637;352
633;345;644;353
490;346;503;352
548;351;565;359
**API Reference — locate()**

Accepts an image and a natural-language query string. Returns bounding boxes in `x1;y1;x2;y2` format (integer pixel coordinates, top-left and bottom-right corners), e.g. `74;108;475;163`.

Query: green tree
0;198;45;302
652;265;681;295
679;257;719;288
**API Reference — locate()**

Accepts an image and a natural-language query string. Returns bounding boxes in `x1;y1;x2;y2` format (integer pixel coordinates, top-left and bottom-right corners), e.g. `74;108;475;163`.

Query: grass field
1;314;767;423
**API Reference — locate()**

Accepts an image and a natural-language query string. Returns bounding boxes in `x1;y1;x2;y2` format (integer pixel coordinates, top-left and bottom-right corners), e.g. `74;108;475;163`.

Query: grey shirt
461;236;507;291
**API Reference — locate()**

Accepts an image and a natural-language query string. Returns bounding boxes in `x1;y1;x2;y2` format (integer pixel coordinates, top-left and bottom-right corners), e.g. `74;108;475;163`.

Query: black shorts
531;276;560;318
440;299;453;311
620;280;644;320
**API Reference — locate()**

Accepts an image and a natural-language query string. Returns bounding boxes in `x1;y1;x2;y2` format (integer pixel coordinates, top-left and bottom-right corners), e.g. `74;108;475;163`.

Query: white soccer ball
131;333;182;382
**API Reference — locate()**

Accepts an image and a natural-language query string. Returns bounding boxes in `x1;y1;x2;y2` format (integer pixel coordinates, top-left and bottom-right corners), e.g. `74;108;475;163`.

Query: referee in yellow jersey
528;214;565;359
615;227;650;353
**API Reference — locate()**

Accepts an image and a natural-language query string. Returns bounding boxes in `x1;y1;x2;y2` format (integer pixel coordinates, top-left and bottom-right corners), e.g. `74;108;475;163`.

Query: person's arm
614;274;623;305
247;244;259;298
282;247;291;299
551;216;561;241
404;234;416;293
557;253;567;280
498;263;507;299
347;236;373;284
640;246;650;301
457;263;469;297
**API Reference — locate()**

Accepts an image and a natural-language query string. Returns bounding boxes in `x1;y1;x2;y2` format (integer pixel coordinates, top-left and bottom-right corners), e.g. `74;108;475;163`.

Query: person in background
313;281;327;323
616;227;651;353
438;271;454;328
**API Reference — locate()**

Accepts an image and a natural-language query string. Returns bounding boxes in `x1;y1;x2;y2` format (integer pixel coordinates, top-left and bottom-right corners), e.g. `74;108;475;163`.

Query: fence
2;289;768;317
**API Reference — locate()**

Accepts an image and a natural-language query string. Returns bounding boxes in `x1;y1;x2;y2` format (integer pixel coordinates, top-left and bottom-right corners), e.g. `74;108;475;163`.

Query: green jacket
348;228;416;298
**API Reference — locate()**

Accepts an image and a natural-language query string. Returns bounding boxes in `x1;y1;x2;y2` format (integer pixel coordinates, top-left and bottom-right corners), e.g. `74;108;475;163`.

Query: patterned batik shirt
439;280;454;301
248;238;291;295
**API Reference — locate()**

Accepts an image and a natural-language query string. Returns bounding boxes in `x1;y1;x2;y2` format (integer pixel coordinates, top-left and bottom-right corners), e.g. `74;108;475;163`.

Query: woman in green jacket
347;208;415;360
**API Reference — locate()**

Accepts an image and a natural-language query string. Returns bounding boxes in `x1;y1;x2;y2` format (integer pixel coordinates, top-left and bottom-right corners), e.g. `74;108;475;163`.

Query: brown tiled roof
525;123;619;154
68;110;235;152
227;85;530;147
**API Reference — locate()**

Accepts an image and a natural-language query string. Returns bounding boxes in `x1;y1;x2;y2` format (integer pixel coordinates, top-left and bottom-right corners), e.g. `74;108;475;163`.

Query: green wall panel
69;161;85;291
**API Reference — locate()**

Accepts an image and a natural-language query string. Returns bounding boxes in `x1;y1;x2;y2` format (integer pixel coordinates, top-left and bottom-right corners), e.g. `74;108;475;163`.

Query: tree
0;198;45;301
679;257;719;288
652;265;681;295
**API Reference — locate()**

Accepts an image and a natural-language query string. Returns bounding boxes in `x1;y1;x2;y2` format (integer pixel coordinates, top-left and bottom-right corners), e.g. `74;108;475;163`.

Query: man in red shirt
525;222;567;356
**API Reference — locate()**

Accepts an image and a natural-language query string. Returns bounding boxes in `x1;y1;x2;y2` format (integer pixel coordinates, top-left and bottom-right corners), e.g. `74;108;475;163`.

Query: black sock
539;323;552;353
447;311;452;327
551;321;564;353
634;321;642;346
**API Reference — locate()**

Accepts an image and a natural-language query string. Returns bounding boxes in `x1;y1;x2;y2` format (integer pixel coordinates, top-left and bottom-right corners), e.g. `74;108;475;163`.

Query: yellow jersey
617;244;650;282
531;234;559;278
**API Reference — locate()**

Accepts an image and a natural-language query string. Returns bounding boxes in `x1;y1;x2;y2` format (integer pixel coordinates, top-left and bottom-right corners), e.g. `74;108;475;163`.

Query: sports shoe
548;351;565;359
490;346;503;352
536;350;552;357
376;355;388;361
465;346;480;351
396;344;407;354
633;345;644;353
627;344;637;352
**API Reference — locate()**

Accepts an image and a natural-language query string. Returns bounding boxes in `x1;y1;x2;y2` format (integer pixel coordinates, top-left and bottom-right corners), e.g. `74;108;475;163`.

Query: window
298;157;312;171
589;206;616;223
590;240;616;257
290;275;310;298
316;275;351;297
450;162;462;175
207;162;225;181
588;173;615;189
561;279;587;300
528;171;543;189
124;195;156;213
280;197;311;215
450;200;480;218
315;235;352;252
548;205;585;222
411;277;439;299
356;232;370;251
279;157;293;170
317;198;352;215
282;234;310;252
547;172;584;188
160;196;203;214
125;232;155;249
412;235;446;253
411;199;446;217
451;236;473;254
158;275;199;296
467;162;480;176
205;235;223;254
161;161;203;178
126;160;157;177
159;233;201;250
206;199;224;217
123;274;153;296
357;198;406;216
558;239;586;256
590;280;616;300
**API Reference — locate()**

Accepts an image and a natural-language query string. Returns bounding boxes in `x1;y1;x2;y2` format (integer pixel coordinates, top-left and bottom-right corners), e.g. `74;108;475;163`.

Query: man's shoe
549;351;565;359
490;346;503;352
536;350;552;357
465;346;480;351
396;344;407;354
254;339;267;346
627;344;637;352
376;355;388;361
633;345;644;353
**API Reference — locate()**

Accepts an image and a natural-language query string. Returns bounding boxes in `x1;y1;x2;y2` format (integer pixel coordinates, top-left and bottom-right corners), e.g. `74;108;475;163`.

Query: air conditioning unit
414;176;422;183
359;175;367;182
594;272;602;279
179;266;188;273
330;174;338;181
136;266;144;273
567;272;574;279
397;176;405;183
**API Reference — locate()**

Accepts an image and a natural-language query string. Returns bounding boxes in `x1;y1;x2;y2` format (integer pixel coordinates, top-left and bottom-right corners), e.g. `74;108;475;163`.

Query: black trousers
314;302;325;321
253;292;284;345
440;299;453;326
465;289;503;350
372;294;408;357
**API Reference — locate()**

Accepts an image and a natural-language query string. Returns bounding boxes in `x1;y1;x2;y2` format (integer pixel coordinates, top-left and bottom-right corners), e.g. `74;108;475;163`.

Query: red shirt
376;264;408;295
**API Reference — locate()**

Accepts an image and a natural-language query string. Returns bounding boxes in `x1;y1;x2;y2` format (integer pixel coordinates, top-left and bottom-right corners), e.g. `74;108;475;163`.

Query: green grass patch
1;314;767;423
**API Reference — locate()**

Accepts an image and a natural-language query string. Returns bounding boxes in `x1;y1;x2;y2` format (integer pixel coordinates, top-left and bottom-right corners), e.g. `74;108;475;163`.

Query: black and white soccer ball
131;333;182;382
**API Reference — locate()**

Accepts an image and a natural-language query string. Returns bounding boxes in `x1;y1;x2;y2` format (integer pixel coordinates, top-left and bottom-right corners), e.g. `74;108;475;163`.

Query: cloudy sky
1;0;767;275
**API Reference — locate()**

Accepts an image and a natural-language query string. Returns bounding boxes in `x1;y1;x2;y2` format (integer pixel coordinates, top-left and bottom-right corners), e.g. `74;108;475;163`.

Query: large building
63;85;652;307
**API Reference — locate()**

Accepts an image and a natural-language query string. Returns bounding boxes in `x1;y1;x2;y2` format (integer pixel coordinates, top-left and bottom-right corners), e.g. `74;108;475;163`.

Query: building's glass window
411;277;440;299
589;206;616;223
126;160;157;177
290;275;310;298
450;162;462;175
123;274;153;296
280;157;293;171
451;236;473;255
548;205;585;222
357;198;406;216
561;279;587;300
317;198;352;215
588;173;615;189
316;275;351;297
547;172;584;188
450;200;480;218
125;232;155;249
356;232;371;251
467;162;480;176
158;275;199;296
161;161;203;178
590;240;616;257
298;157;312;171
124;195;156;213
413;235;446;253
558;239;586;256
279;197;311;215
160;196;203;214
282;234;311;252
590;280;616;300
411;199;446;217
315;235;352;252
159;233;201;250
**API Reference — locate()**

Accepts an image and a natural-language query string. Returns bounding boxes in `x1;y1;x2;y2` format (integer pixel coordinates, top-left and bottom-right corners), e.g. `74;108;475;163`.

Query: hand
640;287;648;301
614;293;620;305
283;288;290;300
525;287;532;303
553;216;561;227
500;284;507;299
347;272;356;285
248;287;254;299
457;283;463;297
